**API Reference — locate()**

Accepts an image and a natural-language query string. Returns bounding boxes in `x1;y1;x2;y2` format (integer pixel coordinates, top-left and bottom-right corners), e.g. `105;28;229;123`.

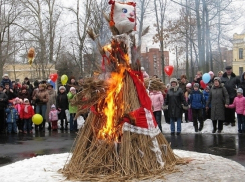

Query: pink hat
70;87;76;91
208;71;214;75
186;83;192;88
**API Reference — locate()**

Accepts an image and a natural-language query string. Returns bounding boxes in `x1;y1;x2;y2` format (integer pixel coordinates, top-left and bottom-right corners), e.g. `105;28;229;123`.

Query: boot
199;121;203;131
48;122;51;131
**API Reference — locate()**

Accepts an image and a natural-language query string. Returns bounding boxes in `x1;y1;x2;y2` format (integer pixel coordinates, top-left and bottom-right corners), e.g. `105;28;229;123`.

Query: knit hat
59;86;66;91
141;67;145;71
24;98;29;102
170;78;178;84
208;71;214;75
70;87;76;91
214;77;221;83
3;73;8;78
186;83;192;88
237;88;243;94
51;104;56;108
46;83;53;88
193;83;199;88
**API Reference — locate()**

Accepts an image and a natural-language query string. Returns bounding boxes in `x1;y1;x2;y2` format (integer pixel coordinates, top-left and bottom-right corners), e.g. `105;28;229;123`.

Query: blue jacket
189;90;205;109
5;108;19;123
203;90;211;108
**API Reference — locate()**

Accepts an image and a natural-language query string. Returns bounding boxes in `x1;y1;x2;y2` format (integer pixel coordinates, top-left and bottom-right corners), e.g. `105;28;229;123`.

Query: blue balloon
202;73;211;84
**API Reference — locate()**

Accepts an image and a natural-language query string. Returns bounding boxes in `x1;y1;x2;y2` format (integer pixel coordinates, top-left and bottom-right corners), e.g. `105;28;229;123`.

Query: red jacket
20;104;35;119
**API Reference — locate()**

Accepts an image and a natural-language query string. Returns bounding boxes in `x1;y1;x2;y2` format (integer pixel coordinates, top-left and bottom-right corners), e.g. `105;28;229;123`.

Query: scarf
170;85;179;92
24;105;29;113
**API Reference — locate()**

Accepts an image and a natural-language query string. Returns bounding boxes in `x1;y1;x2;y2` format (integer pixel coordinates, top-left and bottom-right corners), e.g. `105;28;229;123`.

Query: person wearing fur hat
45;83;57;130
163;78;187;135
49;104;59;131
20;98;35;134
56;86;69;130
206;77;229;133
227;88;245;133
1;74;12;89
32;83;49;132
0;85;8;133
188;83;205;132
67;87;78;132
222;66;240;126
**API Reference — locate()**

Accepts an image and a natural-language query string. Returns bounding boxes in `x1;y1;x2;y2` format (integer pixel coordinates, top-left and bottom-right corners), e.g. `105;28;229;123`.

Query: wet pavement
0;131;245;167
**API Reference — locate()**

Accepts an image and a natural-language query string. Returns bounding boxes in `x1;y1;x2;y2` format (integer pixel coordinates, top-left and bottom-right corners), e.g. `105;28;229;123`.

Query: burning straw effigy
62;1;185;181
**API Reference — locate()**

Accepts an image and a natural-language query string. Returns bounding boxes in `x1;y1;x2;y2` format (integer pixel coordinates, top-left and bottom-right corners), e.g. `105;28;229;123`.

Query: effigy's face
113;2;136;34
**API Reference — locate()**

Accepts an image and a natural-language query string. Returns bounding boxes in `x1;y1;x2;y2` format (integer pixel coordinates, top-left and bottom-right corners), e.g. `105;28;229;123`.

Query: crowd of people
0;74;85;134
1;65;245;136
149;66;245;135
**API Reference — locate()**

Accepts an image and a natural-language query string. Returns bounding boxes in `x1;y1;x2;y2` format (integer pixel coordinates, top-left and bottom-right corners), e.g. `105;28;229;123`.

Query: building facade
140;48;169;77
232;33;245;76
3;64;57;82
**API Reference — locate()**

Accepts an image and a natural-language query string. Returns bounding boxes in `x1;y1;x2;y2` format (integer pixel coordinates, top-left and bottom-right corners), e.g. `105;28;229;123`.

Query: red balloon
200;80;207;89
164;65;174;76
50;73;58;82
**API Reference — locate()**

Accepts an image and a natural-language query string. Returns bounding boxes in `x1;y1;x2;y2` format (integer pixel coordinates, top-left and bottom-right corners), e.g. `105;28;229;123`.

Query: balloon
202;73;211;84
50;73;58;82
200;80;207;89
61;75;68;85
164;65;174;76
32;114;43;125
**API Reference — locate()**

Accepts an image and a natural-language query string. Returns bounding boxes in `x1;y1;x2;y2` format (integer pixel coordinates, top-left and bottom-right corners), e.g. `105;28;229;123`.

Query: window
239;48;243;59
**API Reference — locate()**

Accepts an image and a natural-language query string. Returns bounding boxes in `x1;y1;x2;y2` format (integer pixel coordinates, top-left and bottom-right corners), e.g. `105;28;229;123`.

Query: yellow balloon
61;74;68;85
32;114;43;125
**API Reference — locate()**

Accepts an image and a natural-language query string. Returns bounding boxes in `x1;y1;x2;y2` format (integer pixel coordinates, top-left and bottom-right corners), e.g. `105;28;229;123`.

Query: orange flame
98;66;125;141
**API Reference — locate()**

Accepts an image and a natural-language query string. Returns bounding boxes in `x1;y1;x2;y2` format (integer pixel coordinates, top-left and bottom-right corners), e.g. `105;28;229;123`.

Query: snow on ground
0;150;244;182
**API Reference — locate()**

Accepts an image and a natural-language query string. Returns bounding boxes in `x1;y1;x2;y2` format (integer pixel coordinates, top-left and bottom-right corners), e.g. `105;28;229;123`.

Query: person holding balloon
20;98;35;134
32;83;49;132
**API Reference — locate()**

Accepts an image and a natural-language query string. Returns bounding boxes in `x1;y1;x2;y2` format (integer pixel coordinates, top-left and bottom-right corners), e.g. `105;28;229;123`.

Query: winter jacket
203;90;211;108
228;95;245;115
20;104;35;119
4;89;16;101
67;92;77;113
49;110;59;121
18;91;31;101
149;91;164;112
1;78;12;89
56;92;69;110
221;72;240;99
0;91;8;109
189;90;205;109
5;108;18;123
33;89;49;105
164;86;187;118
45;89;57;121
206;85;229;120
239;72;245;97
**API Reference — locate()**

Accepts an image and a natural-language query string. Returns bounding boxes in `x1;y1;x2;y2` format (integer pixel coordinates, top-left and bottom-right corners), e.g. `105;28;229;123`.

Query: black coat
164;86;187;118
56;92;68;110
0;92;8;109
221;72;240;99
239;72;245;97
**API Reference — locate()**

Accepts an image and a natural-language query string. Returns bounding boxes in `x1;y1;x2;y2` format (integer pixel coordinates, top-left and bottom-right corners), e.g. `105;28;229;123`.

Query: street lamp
223;60;226;70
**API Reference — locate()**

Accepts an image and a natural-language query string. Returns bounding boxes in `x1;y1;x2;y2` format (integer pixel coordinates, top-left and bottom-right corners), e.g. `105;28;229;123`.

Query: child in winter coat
5;103;18;134
14;97;23;133
227;88;245;133
49;104;59;131
188;83;205;132
149;90;164;132
203;86;211;120
20;98;35;134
